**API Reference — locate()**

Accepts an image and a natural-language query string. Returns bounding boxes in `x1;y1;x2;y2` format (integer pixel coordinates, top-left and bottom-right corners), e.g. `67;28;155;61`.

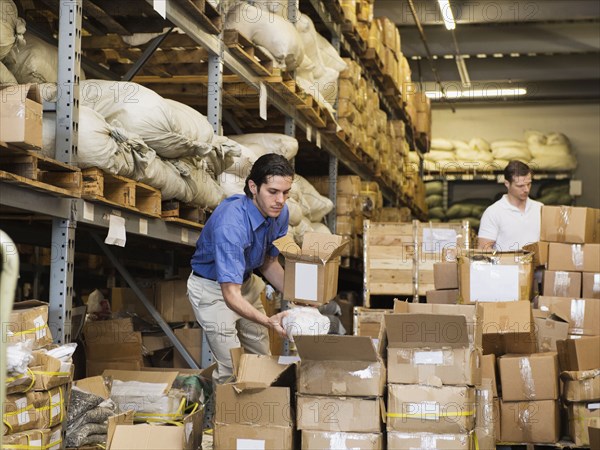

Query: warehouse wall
431;102;600;208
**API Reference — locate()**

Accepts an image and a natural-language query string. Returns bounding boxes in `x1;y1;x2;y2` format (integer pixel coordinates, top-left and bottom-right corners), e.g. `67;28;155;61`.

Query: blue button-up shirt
191;194;289;284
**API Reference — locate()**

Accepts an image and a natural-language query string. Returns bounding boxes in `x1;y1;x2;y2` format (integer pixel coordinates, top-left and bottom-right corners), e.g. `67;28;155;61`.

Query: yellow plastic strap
135;397;186;421
31;370;70;377
3;403;34;417
473;432;480;450
387;409;475;418
35;387;64;427
43;438;63;449
3;418;13;433
6;368;36;392
10;324;47;337
143;418;184;426
185;402;199;415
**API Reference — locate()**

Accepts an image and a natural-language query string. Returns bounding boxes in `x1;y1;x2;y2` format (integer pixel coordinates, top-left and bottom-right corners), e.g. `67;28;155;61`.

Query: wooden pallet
361;47;385;77
0;143;82;198
161;200;205;229
82;168;161;218
297;93;328;128
171;0;222;34
267;76;306;107
224;30;275;77
341;22;367;55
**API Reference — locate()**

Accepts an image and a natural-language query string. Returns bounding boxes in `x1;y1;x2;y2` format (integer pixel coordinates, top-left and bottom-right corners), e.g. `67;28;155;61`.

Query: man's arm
260;255;285;293
221;282;287;338
478;237;495;251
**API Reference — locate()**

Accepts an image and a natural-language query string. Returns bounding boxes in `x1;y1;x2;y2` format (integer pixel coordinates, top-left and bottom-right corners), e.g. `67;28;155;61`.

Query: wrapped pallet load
0;0;26;61
81;80;214;159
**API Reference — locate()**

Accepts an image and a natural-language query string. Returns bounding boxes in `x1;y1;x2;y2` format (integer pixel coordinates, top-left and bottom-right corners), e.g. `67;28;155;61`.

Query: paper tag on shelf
139;218;148;235
153;0;166;18
83;202;94;221
316;131;321;148
259;82;267;120
181;228;189;243
306;125;312;142
105;214;126;247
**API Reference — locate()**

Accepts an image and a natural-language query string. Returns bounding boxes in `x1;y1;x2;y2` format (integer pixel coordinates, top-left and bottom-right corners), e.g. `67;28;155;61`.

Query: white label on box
237;439;265;450
83;201;94;221
588;403;600;410
470;264;519;301
30;440;42;448
295;263;318;301
422;228;457;254
406;401;440;420
278;355;301;365
51;392;61;417
414;350;444;365
33;315;47;339
139;218;148;235
15;398;29;425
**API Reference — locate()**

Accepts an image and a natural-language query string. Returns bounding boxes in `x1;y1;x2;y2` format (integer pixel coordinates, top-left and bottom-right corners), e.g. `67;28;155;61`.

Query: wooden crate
363;220;471;306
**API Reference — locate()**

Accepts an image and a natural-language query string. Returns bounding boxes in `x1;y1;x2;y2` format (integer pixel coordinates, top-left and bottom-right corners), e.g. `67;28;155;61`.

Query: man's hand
267;310;289;339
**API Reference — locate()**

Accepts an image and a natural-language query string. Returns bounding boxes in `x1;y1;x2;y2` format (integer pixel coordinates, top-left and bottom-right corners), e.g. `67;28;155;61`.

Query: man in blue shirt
188;153;293;384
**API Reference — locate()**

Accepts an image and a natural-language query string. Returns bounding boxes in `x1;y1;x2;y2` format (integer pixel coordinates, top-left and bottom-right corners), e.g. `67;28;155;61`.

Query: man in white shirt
478;161;543;251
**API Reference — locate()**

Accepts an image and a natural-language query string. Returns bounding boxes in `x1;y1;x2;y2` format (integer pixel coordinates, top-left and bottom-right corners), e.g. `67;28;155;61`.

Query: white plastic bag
282;306;330;342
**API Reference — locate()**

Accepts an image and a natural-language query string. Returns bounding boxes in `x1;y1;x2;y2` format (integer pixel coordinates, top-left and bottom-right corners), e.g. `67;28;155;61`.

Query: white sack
292;217;314;245
5;33;57;83
286;198;304;227
294;175;334;222
0;60;16;83
141;156;195;202
431;138;454;151
202;136;241;178
530;154;577;171
491;146;532;161
228;133;298;160
225;2;304;70
0;0;25;61
282;306;330;342
451;140;470;151
425;150;457;162
490;140;527;150
164;99;214;145
529;143;571;159
456;147;493;163
176;156;226;209
311;222;332;234
81;80;211;159
316;33;347;73
469;137;490;152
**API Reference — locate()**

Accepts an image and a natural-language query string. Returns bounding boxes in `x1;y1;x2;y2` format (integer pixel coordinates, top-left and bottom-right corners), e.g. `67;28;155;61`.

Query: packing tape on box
2;402;35;434
519;357;536;399
557;206;572;242
519;406;534;443
1;430;43;450
571;244;584;269
387;407;475;419
570;299;586;334
554;271;572;297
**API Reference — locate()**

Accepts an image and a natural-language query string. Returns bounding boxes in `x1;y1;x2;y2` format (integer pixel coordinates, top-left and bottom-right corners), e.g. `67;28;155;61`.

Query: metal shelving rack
1;0;426;367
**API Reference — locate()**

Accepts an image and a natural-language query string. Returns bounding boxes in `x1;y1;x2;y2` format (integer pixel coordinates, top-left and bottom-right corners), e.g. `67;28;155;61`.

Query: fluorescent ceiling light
455;55;471;88
437;0;456;30
425;88;527;100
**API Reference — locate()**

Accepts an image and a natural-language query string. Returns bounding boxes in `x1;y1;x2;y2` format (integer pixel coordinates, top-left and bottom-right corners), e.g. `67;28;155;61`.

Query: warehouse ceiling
374;0;600;102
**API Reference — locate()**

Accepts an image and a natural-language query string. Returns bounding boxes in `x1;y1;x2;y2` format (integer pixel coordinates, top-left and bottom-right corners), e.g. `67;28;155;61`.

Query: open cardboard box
274;232;349;305
295;334;385;397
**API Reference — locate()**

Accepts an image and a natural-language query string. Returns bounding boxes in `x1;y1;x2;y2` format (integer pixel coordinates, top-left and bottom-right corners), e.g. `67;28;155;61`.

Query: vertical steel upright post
328;156;338;233
207;49;223;135
49;0;82;344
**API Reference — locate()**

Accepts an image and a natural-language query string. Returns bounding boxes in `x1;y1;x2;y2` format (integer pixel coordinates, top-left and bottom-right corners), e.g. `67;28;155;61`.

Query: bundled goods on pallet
3;300;73;449
386;302;482;449
296;335;385;449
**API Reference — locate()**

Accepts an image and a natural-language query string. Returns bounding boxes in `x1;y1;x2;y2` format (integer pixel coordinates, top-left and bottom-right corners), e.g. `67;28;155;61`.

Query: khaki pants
187;273;270;384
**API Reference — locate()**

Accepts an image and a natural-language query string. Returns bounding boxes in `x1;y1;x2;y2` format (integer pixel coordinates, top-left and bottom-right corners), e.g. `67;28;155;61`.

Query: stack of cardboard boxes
295;335;385;449
3;301;69;449
386;302;481;449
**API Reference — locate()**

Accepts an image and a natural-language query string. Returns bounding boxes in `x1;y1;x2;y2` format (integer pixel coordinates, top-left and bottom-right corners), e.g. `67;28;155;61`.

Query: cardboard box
295;335;385;397
387;384;476;434
154;280;195;322
541;206;600;244
458;251;533;303
582;272;600;299
385;312;481;386
214;352;295;449
336;194;361;215
297;395;383;433
481;354;498;397
29;351;74;391
523;241;549;269
433;262;459;290
2;429;47;449
173;327;202;368
589;425;600;450
480;301;537;356
426;289;459;304
498;352;559;401
336;215;354;235
556;336;600;371
301;431;382;450
3;392;38;434
274;232;348;305
500;400;560;444
111;287;155;319
538;296;600;336
0;84;43;148
86;359;143;377
567;402;600;446
7;300;53;349
337;175;362;195
560;370;600;402
475;382;497;449
543;271;582;297
32;386;66;429
547;243;600;272
534;313;570;352
387;432;471;449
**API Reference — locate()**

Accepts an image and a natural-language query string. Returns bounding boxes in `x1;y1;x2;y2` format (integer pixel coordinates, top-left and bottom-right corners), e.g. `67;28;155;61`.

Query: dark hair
504;160;532;183
244;154;294;198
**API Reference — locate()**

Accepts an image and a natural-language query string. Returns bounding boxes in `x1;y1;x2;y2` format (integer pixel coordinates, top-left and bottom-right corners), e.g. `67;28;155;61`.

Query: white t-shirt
478;195;543;251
